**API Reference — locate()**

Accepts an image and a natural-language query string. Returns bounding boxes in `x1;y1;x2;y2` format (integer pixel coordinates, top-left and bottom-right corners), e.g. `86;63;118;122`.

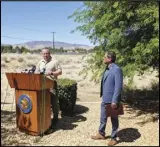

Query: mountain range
2;41;93;50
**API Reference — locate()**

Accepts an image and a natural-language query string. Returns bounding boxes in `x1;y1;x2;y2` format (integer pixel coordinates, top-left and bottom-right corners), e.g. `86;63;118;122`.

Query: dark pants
99;102;119;139
50;81;59;126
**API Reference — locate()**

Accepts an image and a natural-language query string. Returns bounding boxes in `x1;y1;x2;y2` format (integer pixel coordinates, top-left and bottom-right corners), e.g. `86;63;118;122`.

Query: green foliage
1;45;13;53
75;48;88;53
79;47;105;84
1;45;31;53
15;46;21;53
46;47;88;53
21;46;29;53
69;1;159;84
122;79;159;112
57;78;77;87
1;45;88;54
57;78;77;116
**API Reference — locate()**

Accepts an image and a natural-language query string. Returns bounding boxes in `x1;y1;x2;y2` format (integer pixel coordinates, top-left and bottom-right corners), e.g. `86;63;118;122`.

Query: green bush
57;78;77;116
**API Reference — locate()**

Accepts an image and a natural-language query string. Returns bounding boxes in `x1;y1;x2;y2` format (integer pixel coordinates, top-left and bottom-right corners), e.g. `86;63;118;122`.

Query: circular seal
18;94;32;114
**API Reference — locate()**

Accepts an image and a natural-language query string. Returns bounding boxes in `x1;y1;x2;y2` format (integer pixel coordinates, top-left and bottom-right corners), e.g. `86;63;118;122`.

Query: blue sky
1;2;93;46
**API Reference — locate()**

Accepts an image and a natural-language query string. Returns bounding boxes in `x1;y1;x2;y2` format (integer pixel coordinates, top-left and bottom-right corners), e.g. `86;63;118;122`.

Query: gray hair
41;48;50;53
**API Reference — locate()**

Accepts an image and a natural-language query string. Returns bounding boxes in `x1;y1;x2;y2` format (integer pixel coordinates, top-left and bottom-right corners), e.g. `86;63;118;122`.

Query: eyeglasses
104;55;111;58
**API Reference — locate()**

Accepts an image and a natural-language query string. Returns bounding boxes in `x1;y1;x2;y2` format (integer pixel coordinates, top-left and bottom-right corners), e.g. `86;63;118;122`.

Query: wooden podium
6;73;54;136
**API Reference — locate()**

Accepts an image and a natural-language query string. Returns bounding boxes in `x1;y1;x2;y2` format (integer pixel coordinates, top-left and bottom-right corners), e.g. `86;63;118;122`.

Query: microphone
29;65;36;73
21;69;28;73
40;68;45;74
21;65;36;73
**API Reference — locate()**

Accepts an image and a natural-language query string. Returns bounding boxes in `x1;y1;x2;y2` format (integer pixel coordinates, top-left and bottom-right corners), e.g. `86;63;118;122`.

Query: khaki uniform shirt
35;56;62;93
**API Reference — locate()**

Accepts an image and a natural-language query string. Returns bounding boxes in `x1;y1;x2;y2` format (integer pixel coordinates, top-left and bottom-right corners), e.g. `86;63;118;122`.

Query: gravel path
1;54;159;146
1;102;159;146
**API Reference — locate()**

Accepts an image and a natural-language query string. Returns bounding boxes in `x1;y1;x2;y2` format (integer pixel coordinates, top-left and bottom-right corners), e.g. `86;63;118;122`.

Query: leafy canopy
69;1;159;84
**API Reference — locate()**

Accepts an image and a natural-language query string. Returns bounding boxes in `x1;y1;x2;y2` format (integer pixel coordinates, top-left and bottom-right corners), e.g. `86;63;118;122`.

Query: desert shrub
57;78;77;116
2;56;10;63
122;80;159;102
17;57;24;63
122;80;159;113
1;61;7;68
1;56;7;61
26;60;35;67
9;55;16;61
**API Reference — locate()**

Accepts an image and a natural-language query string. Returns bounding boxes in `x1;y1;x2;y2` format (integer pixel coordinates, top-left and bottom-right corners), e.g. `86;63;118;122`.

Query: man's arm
46;60;62;76
45;68;62;76
51;69;62;76
112;68;123;103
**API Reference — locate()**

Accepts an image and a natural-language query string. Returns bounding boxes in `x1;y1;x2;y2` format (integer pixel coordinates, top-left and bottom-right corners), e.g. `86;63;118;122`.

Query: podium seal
18;94;32;114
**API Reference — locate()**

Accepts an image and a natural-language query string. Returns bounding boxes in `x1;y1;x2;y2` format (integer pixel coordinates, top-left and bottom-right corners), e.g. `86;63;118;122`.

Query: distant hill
1;43;11;46
2;41;93;50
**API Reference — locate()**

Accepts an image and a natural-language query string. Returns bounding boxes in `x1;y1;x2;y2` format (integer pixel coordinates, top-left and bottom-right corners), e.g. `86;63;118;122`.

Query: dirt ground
1;53;159;146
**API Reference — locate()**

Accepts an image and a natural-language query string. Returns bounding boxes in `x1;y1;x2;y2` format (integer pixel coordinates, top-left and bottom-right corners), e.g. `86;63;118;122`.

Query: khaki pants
50;81;58;125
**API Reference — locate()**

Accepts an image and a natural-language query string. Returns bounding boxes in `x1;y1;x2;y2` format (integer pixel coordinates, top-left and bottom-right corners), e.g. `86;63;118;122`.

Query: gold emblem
20;98;29;109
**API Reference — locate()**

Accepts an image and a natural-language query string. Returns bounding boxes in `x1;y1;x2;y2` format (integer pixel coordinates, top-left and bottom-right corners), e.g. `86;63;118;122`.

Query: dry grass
1;61;7;68
9;55;17;61
1;53;159;146
26;60;36;67
17;57;24;63
1;56;7;62
2;57;11;63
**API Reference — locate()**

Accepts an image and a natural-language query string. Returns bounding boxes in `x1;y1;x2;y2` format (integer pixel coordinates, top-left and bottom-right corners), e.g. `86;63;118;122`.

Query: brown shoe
91;132;105;140
107;139;118;146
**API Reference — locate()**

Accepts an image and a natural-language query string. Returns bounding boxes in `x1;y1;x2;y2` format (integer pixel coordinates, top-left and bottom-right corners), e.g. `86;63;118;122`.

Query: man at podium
35;48;62;130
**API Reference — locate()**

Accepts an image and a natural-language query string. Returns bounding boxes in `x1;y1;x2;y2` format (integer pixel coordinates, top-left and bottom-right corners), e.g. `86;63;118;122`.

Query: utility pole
51;32;55;53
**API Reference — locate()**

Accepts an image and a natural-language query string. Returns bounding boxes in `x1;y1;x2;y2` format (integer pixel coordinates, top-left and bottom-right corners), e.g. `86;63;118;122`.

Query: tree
1;45;14;53
7;45;13;53
15;46;21;53
69;1;159;83
1;46;5;53
59;47;64;52
21;46;29;53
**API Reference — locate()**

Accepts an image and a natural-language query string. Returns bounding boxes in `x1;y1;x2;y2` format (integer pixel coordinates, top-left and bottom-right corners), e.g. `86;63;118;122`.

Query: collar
108;63;115;70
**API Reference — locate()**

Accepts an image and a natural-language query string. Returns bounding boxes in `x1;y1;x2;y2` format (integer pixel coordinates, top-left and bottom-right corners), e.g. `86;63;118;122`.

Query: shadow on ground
1;126;32;146
122;82;159;118
1;110;16;123
1;110;33;146
54;104;89;131
118;128;141;143
1;104;89;138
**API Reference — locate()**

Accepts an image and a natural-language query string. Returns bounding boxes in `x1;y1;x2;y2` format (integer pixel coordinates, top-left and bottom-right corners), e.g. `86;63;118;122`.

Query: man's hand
111;103;117;109
45;71;53;76
45;69;62;76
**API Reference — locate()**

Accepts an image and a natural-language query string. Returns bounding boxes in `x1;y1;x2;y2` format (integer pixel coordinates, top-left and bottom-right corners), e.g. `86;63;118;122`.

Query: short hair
106;51;116;62
41;48;50;53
